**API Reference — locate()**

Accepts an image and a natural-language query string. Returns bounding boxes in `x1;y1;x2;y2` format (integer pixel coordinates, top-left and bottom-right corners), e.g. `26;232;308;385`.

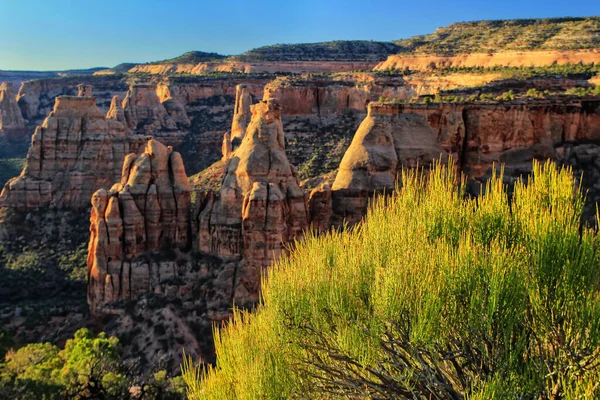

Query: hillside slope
233;40;402;61
394;17;600;54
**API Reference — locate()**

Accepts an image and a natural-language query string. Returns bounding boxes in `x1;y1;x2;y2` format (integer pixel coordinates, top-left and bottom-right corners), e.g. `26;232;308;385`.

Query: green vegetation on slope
0;137;29;187
0;328;184;399
234;40;402;61
185;161;600;399
0;158;25;188
395;17;600;54
151;51;227;65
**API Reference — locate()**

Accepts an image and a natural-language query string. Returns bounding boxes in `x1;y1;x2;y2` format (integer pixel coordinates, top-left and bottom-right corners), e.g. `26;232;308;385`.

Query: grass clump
184;160;600;399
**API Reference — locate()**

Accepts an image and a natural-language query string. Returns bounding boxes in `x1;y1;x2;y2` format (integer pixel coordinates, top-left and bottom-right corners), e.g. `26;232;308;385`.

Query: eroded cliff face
16;77;129;126
260;75;416;183
129;60;379;75
0;95;141;210
375;49;600;71
87;139;192;314
86;101;309;368
312;100;600;227
0;82;26;139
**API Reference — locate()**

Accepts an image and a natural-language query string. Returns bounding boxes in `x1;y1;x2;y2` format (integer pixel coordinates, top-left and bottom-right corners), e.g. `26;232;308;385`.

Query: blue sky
1;0;599;71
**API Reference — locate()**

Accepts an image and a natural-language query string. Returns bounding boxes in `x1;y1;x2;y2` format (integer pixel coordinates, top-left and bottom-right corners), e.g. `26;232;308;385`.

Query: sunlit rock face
198;99;309;306
0;82;26;139
87;139;192;314
0;95;142;210
222;84;253;159
310;100;600;227
122;83;190;145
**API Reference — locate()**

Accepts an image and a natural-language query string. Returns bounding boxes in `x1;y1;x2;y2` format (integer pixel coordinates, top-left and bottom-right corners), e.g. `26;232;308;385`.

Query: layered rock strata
122;83;190;144
129;60;380;75
198;100;309;306
16;76;129;126
375;49;600;71
87;139;192;313
0;82;26;138
0;95;139;210
313;100;600;226
88;99;309;313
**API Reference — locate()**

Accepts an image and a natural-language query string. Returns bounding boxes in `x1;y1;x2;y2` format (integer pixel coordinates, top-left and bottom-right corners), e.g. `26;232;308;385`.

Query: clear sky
1;0;599;71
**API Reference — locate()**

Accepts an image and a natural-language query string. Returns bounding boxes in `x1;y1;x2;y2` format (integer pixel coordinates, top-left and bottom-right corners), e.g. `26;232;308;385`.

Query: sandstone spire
0;82;26;138
106;95;126;123
77;84;93;97
222;84;252;159
200;99;308;306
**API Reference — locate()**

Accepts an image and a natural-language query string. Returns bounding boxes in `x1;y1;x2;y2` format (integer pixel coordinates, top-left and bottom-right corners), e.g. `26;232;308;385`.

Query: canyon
1;17;600;379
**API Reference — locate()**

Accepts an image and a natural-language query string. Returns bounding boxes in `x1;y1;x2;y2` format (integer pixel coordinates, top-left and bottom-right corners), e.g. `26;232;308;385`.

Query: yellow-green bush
184;161;600;399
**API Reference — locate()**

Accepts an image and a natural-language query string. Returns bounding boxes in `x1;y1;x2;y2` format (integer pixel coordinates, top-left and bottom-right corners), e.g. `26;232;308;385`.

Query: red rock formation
129;60;380;76
313;100;600;227
263;75;414;116
16;77;129;126
106;95;126;124
122;83;190;144
156;79;266;105
77;84;93;97
198;99;309;306
0;82;26;139
87;139;191;313
0;95;139;210
222;84;253;159
375;49;600;72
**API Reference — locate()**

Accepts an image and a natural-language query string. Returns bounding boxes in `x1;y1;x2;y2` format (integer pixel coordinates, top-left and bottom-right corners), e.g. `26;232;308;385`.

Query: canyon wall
129;60;379;75
17;76;129;126
375;49;600;71
312;100;600;226
122;83;190;144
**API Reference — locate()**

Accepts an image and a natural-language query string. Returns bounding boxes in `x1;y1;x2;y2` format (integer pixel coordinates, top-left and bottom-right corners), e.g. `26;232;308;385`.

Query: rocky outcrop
0;96;139;210
16;76;129;126
87;139;192;313
106;95;126;123
129;60;380;75
259;75;415;183
313;100;600;227
324;102;452;225
78;84;93;97
222;84;253;158
0;82;26;139
375;49;600;72
123;83;190;145
198;99;309;306
89;100;309;312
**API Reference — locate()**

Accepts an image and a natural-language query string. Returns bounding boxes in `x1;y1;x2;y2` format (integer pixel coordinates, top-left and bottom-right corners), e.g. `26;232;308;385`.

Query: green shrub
184;161;600;399
0;328;186;399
